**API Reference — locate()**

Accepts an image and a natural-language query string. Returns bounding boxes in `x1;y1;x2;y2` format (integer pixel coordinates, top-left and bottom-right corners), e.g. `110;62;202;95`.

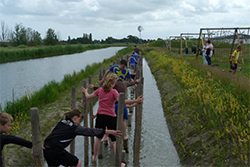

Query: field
143;47;249;166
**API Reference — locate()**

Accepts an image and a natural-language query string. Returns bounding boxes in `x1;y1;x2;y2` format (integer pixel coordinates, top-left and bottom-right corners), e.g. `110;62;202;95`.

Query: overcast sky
1;0;250;40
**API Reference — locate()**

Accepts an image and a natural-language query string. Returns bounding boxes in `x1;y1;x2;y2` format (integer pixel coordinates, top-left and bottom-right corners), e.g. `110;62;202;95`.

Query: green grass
0;44;130;64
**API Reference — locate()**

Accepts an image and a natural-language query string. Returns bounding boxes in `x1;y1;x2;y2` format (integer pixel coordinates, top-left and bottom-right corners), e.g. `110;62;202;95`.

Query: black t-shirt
0;132;32;167
134;47;139;54
44;119;105;149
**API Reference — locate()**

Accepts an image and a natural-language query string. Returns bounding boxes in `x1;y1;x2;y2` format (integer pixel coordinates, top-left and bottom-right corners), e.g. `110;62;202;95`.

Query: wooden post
102;69;106;80
115;93;125;167
236;31;244;64
196;29;202;60
30;108;44;167
122;150;128;164
229;28;237;60
88;76;94;154
70;87;76;156
128;113;132;126
140;55;143;78
116;59;120;64
121;55;123;60
169;38;171;51
82;80;89;166
180;34;182;55
98;69;103;158
133;78;144;167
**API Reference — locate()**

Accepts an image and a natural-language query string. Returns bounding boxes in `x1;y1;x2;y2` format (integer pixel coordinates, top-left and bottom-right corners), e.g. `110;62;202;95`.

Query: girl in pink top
81;73;119;162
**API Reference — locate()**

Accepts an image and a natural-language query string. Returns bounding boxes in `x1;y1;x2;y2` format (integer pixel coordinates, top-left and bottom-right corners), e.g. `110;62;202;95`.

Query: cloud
0;0;250;40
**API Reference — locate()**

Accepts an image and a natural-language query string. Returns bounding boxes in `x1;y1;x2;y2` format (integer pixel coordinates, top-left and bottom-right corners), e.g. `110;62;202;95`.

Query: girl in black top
0;112;32;167
43;109;121;167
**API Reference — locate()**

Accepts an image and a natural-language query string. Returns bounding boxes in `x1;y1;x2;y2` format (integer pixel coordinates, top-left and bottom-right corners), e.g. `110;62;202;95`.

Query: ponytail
64;109;83;120
102;73;117;92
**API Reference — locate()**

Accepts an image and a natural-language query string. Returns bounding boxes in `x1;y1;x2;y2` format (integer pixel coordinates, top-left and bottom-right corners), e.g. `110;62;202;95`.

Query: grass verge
143;48;249;166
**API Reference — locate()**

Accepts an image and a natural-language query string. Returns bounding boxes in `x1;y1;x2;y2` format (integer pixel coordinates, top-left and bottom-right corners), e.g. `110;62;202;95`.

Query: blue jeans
206;56;211;66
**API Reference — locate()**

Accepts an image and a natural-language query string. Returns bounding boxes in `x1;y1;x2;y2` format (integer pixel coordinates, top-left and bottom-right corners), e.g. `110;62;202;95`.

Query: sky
0;0;250;40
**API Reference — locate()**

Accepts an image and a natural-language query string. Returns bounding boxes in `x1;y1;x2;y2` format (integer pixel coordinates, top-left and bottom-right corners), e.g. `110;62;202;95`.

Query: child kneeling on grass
0;112;32;167
43;109;121;167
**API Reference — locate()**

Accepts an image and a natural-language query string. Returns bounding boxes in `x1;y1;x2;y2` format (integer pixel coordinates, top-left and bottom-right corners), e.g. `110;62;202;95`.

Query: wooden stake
70;87;76;156
82;80;89;166
196;30;202;60
115;93;125;167
30;108;44;167
88;76;94;154
230;29;237;60
133;78;144;167
128;113;132;126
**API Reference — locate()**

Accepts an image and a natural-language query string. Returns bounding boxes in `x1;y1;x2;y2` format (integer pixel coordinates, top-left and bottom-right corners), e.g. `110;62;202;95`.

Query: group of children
0;46;143;167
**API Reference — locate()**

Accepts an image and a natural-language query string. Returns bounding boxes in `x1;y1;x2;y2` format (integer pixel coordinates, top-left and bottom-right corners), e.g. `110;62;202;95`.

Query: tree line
0;21;156;47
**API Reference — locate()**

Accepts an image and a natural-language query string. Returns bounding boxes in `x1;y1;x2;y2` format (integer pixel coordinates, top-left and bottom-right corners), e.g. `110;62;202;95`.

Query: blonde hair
0;112;13;125
102;73;117;92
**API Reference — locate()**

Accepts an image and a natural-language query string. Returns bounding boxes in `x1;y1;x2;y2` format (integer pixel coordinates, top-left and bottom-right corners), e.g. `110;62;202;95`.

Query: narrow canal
71;58;180;167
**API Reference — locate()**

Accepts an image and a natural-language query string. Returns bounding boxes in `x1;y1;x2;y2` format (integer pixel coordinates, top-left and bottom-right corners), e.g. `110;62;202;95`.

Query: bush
148;39;166;47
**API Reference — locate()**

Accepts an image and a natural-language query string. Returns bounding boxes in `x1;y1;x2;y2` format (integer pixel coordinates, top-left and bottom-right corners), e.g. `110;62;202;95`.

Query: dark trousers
206;56;212;66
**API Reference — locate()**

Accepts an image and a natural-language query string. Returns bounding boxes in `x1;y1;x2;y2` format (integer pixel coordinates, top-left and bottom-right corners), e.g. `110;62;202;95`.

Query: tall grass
0;44;116;64
3;47;133;118
145;50;249;166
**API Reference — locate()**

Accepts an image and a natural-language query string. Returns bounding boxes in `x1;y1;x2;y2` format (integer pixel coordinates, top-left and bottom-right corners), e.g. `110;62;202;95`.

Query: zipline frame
195;27;250;63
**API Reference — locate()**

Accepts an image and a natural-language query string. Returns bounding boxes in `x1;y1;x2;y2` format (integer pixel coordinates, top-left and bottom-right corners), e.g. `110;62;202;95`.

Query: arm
75;126;121;138
134;57;138;64
81;87;97;99
126;103;137;108
99;69;110;85
2;135;32;149
125;95;144;104
209;46;213;57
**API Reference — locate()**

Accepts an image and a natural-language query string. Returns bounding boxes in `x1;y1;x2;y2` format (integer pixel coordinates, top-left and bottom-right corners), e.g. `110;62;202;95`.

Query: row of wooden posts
19;54;144;167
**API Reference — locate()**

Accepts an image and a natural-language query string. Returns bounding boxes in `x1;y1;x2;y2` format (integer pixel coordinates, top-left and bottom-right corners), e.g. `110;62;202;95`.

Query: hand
136;95;144;103
107;129;122;138
88;84;94;89
136;78;140;83
99;80;104;86
92;114;97;119
81;87;87;93
232;64;235;67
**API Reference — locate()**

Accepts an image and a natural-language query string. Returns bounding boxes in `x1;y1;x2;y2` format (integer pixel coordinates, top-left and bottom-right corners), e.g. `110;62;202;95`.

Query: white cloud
0;0;249;40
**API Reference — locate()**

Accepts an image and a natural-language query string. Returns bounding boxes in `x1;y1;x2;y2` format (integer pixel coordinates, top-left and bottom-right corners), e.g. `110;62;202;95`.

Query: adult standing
205;39;213;66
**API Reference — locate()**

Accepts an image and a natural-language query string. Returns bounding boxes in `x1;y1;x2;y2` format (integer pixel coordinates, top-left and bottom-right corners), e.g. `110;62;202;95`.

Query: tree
11;23;28;46
0;21;9;42
44;28;58;45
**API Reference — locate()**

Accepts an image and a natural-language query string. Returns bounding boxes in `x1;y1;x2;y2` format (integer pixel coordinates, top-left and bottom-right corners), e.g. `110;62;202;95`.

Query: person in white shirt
205;39;213;65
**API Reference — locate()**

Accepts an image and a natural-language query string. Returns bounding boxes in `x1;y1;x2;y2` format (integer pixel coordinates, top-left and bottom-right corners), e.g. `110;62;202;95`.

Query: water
0;47;124;107
72;58;180;167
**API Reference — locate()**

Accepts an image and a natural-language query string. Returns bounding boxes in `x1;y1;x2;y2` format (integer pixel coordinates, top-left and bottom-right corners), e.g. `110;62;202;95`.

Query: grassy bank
144;49;249;166
3;47;133;166
0;44;127;64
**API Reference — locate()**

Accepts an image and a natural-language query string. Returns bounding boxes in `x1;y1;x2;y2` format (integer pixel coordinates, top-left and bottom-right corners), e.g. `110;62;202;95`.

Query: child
99;59;132;85
230;45;242;75
0;112;32;167
81;73;120;162
128;54;137;75
43;109;121;167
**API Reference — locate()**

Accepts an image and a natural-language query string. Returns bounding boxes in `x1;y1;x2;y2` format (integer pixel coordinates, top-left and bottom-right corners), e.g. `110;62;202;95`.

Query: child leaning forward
43;109;121;167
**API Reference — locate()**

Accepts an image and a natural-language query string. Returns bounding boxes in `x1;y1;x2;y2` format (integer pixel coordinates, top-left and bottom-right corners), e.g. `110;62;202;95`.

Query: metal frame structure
196;27;250;63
